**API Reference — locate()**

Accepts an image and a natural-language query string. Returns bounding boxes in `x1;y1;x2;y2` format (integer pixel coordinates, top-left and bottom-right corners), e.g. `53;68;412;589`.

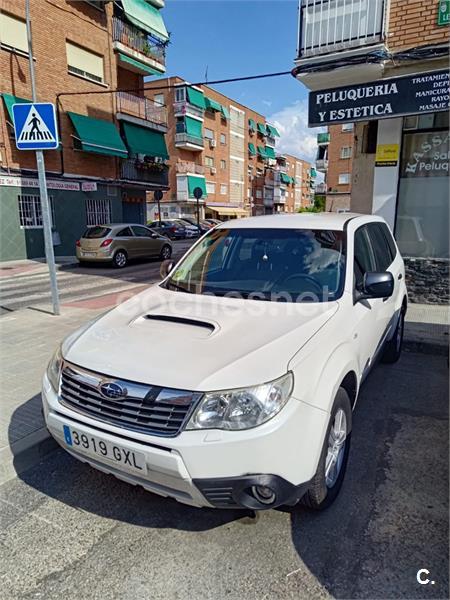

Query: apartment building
145;77;286;221
294;0;449;304
316;124;355;212
0;0;169;261
262;153;314;215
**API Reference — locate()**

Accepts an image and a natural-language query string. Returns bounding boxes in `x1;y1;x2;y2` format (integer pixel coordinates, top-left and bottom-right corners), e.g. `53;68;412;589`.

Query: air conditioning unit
210;167;217;174
209;140;217;148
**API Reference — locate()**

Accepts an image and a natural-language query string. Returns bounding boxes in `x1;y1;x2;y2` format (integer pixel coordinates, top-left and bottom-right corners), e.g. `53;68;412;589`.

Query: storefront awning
207;206;248;217
187;87;207;110
220;105;230;120
248;143;256;155
184;116;203;139
188;176;207;198
121;0;169;41
265;146;276;159
257;146;267;158
117;52;161;75
257;122;267;135
205;96;222;112
1;93;31;123
248;118;256;130
266;124;280;137
122;122;168;159
68;112;128;158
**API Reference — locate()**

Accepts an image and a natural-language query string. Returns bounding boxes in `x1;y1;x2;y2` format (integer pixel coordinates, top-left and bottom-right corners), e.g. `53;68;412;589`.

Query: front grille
59;363;201;437
200;486;237;508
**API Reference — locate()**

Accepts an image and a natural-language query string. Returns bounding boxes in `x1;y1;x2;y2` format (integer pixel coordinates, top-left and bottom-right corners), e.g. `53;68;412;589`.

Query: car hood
65;286;339;391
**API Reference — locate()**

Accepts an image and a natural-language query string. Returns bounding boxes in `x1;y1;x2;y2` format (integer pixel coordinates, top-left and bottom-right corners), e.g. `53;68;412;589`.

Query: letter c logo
417;569;430;585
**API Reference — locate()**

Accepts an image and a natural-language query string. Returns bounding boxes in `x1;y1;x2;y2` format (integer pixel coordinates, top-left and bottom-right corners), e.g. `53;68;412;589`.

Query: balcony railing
116;91;167;127
120;159;168;186
175;132;204;148
173;101;204;120
175;160;205;175
316;159;329;172
298;0;386;59
112;17;166;66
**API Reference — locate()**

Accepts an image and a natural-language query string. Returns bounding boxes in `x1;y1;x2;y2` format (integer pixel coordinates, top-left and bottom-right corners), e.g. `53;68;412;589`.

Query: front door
131;225;160;257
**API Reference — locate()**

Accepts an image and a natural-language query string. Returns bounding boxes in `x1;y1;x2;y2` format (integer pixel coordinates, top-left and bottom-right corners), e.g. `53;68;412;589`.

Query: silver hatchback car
76;224;172;268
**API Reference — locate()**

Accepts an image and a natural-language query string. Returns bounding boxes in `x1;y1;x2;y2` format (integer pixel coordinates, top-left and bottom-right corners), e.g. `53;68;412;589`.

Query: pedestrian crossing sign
12;102;59;150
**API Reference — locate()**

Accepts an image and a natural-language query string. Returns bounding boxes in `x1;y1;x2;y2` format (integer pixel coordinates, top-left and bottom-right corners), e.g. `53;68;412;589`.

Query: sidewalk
0;256;77;278
0;300;448;485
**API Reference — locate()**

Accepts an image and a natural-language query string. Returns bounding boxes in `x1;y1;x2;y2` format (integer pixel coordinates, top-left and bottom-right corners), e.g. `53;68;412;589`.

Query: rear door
131;225;160;257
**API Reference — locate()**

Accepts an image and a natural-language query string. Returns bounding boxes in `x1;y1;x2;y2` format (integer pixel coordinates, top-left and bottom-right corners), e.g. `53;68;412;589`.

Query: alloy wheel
325;408;347;488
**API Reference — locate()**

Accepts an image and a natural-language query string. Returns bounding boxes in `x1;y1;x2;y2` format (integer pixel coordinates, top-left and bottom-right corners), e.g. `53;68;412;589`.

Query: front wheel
159;244;172;260
302;388;352;510
112;250;128;268
381;309;404;364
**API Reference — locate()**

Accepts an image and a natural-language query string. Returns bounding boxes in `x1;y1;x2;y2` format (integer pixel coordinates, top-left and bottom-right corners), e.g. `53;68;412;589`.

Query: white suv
43;213;407;511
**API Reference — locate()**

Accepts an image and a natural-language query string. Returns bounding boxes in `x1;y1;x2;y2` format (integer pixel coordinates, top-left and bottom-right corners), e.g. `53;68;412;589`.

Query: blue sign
12;102;59;150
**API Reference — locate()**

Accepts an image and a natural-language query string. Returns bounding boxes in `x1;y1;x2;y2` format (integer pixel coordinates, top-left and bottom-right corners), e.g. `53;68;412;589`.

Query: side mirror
151;233;158;238
358;272;394;301
160;259;174;279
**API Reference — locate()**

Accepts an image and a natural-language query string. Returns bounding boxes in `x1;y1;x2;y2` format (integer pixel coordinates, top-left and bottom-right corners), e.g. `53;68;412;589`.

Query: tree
298;194;326;213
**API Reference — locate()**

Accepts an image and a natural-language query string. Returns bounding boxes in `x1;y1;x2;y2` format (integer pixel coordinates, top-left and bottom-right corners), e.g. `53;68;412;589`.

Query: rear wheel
381;309;405;364
112;250;128;268
160;244;172;260
302;388;352;510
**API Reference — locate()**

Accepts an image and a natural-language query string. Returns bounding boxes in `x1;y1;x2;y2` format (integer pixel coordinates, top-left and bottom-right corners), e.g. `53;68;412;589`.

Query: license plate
63;425;146;474
82;251;96;257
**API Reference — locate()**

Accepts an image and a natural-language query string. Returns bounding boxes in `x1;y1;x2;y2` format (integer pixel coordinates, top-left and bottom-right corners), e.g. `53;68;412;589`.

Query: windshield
164;227;346;302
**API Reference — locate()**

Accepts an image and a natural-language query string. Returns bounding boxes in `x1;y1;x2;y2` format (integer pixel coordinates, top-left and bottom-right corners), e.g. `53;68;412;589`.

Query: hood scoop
138;314;217;339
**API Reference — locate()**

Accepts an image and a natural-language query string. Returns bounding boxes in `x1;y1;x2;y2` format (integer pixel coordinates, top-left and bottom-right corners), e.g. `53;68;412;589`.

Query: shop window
86;198;111;226
18;195;54;228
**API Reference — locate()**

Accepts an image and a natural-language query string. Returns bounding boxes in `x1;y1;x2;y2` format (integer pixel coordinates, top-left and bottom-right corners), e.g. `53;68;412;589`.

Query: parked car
45;213;406;512
204;218;222;226
147;219;186;240
76;224;172;268
180;217;210;234
177;219;200;238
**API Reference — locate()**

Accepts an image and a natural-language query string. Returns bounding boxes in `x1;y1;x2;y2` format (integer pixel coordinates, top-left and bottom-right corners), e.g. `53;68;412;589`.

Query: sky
160;0;318;163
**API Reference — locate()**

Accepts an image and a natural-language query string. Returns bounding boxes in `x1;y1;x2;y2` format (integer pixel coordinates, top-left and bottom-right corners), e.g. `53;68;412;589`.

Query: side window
354;227;375;289
379;222;397;262
116;227;133;237
367;223;392;271
132;226;152;238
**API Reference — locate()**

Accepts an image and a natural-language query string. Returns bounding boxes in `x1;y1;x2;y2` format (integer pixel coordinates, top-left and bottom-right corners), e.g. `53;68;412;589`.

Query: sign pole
153;189;163;226
193;187;203;230
25;0;60;315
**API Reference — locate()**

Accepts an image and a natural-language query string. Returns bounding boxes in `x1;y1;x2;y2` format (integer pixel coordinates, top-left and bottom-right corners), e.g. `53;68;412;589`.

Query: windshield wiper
165;281;194;294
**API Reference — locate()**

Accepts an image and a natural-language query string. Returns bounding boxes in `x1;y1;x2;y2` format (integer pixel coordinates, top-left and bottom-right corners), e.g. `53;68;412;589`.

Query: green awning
187;87;206;110
2;93;31;123
248;118;256;130
257;122;267;135
68;112;128;158
280;173;291;184
248;143;256;155
121;0;169;41
184;116;203;139
118;52;161;76
122;122;168;159
310;168;317;178
265;146;276;159
266;124;280;137
187;176;207;198
257;146;267;158
220;105;230;120
205;96;221;112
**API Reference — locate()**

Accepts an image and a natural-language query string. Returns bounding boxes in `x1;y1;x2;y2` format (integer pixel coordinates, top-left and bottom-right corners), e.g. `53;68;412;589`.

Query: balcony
112;17;166;74
116;92;167;131
175;132;204;150
317;132;330;145
175;160;205;175
120;159;169;187
266;135;276;148
173;101;204;120
316;158;329;172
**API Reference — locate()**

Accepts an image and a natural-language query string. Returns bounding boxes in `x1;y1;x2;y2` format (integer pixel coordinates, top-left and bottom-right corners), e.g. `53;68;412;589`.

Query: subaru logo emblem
99;381;127;400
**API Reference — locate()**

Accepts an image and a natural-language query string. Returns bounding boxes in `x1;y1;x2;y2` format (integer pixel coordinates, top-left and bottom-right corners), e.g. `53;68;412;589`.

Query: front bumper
42;373;327;510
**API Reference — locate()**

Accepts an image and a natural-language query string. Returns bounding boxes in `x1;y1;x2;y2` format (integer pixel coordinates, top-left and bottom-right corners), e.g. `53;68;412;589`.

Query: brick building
145;77;314;220
295;0;449;304
316;124;355;212
0;0;169;261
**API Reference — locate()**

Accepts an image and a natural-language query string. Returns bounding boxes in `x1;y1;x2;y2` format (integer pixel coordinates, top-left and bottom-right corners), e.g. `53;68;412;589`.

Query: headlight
47;346;62;391
186;372;293;431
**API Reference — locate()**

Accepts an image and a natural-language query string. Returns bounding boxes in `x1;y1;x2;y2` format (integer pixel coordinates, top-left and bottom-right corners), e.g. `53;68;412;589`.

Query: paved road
0;240;193;313
1;352;448;600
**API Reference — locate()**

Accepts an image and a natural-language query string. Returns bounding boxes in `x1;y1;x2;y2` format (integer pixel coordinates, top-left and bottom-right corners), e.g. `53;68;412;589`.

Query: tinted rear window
83;227;111;239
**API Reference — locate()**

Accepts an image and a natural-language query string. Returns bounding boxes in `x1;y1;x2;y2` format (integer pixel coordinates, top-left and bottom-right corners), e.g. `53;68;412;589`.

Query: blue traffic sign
12;102;59;150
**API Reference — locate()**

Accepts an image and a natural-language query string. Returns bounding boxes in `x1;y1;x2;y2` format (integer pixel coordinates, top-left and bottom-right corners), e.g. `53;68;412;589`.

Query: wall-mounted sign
81;181;97;192
309;70;449;127
375;144;400;167
0;176;80;191
438;0;449;25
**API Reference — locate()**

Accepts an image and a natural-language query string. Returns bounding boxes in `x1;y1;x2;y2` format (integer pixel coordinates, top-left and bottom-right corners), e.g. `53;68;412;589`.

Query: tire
302;388;352;510
112;250;128;269
159;244;172;260
381;309;405;364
